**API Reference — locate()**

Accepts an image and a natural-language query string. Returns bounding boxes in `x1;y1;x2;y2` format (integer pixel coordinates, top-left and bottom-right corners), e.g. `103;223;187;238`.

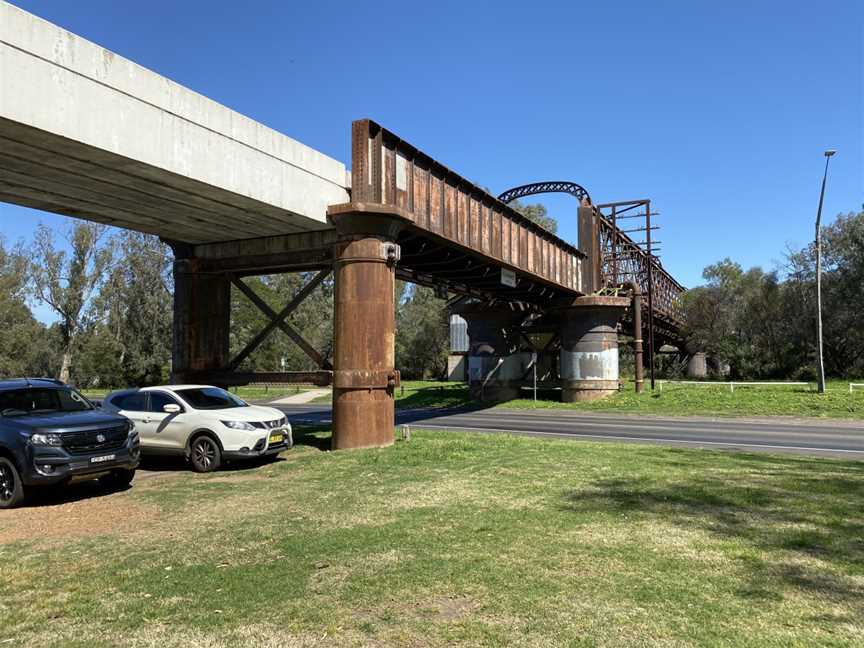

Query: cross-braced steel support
227;271;333;371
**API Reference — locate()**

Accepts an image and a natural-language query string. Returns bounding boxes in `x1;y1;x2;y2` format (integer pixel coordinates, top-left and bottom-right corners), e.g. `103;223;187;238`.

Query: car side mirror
163;403;182;414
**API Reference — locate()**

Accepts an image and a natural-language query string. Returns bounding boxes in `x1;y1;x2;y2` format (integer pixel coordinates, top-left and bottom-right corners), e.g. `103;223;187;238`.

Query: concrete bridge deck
0;1;349;243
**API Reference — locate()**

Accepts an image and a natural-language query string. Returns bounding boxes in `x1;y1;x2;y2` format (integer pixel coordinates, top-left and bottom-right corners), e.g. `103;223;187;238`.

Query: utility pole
815;149;836;395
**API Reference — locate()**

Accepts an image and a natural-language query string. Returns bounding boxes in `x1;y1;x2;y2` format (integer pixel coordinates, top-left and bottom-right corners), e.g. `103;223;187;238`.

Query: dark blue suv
0;378;140;508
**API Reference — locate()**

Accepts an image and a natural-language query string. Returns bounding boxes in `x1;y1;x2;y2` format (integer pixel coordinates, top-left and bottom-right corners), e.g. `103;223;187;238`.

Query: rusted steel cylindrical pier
453;301;527;402
328;204;408;450
621;282;644;394
559;295;630;402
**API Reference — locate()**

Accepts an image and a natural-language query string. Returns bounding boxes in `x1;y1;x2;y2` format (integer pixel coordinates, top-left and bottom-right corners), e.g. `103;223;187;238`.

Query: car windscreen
174;387;247;410
0;387;93;416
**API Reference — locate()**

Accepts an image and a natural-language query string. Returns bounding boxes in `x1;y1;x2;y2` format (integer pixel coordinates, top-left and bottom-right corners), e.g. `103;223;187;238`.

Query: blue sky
2;0;862;313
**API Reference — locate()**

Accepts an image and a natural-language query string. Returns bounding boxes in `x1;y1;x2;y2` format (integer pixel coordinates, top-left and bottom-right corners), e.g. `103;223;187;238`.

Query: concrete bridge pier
453;301;527;402
171;253;231;384
559;296;631;402
686;352;708;378
327;205;409;450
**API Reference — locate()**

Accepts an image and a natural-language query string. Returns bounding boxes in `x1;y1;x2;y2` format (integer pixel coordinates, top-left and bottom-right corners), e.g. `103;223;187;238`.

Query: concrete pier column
559;296;631;402
327;205;409;450
452;301;527;402
687;352;708;378
171;255;231;383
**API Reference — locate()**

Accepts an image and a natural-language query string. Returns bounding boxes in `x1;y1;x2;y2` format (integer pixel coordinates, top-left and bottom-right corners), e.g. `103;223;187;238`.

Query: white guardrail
850;383;864;393
657;381;813;393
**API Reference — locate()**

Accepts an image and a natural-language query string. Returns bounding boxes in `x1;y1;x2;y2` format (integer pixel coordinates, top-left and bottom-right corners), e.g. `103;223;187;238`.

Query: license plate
90;454;116;464
268;432;284;445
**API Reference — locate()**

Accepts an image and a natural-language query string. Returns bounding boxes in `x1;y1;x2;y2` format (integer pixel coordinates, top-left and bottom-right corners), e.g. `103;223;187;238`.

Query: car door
110;392;151;445
143;391;192;452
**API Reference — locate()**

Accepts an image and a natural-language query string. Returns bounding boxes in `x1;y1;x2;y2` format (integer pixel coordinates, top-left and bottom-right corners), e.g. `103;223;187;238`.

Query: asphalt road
274;404;864;458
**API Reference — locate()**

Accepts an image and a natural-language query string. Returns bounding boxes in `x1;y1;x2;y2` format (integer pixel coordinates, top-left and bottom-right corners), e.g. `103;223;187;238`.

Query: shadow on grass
562;453;864;606
25;478;132;508
291;423;332;452
138;454;286;473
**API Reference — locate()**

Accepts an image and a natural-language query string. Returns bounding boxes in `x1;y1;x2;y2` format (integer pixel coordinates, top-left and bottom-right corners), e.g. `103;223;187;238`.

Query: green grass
394;380;864;420
1;428;862;647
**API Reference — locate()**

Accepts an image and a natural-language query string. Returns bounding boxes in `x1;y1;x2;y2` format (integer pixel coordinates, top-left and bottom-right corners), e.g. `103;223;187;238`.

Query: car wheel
99;468;136;490
0;457;25;509
190;435;221;473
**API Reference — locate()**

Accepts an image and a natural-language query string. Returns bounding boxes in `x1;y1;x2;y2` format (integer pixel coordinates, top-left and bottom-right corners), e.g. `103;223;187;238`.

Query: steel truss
497;181;591;207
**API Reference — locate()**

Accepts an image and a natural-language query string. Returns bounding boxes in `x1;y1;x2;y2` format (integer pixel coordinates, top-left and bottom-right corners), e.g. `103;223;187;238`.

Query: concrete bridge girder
0;2;349;243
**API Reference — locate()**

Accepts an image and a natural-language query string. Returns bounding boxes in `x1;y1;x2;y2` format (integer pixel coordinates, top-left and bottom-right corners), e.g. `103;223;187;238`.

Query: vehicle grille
62;425;128;455
263;418;285;429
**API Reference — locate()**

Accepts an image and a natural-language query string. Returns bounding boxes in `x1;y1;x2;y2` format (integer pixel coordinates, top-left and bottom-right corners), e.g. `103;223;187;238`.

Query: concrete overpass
0;1;348;242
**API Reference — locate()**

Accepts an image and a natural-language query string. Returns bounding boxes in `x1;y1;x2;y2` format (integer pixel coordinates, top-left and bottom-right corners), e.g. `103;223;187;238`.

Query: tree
510;199;558;234
82;231;173;387
29;222;114;383
786;210;864;378
0;237;56;378
396;285;449;379
229;272;334;372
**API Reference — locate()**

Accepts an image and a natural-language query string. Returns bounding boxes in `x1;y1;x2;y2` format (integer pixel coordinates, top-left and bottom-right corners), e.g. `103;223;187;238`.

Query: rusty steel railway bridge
176;120;687;449
1;3;690;451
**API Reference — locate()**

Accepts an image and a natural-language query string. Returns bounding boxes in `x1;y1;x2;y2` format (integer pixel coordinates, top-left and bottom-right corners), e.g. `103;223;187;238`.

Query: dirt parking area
0;468;172;544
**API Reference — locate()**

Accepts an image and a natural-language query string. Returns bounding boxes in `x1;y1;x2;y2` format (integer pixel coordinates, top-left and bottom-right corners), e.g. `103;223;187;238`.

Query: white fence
850;383;864;393
657;381;812;393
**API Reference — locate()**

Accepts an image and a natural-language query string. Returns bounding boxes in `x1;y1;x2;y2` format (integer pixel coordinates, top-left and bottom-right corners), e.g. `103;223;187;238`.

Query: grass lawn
394;380;864;420
1;427;862;647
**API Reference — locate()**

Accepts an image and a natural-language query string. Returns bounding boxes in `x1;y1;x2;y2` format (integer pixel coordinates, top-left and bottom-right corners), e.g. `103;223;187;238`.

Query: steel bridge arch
497;181;592;206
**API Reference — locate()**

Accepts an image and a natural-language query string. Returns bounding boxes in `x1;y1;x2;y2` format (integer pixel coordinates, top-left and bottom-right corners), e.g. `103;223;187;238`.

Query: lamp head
824;150;837;157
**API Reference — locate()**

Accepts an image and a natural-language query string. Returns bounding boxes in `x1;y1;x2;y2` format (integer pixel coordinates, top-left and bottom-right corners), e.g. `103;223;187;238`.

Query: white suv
102;385;292;472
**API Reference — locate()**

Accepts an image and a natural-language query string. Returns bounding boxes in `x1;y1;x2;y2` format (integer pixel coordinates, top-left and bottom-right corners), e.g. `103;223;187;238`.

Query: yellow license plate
268;433;284;445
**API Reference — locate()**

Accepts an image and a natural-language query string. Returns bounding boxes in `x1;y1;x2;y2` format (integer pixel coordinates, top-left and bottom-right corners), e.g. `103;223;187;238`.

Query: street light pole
815;149;836;395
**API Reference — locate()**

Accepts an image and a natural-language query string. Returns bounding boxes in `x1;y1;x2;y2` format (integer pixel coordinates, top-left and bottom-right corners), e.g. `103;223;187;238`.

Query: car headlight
30;433;63;447
221;420;256;431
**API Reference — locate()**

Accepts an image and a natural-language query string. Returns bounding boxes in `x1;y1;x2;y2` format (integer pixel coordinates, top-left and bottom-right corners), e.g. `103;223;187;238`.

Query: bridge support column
687;352;708;378
452;301;527;402
171;255;231;384
578;203;602;293
328;205;409;450
559;296;631;402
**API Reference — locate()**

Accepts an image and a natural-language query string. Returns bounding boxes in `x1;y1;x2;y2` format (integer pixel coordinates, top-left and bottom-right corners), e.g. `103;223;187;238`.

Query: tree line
0;221;456;388
0;207;859;387
682;209;863;379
